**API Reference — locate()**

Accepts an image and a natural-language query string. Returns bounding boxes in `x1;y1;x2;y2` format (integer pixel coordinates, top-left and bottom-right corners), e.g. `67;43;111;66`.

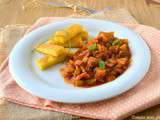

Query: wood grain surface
0;0;160;119
0;0;160;29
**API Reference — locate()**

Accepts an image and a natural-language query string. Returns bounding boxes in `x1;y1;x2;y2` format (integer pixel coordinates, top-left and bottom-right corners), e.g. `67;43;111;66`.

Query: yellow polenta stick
47;24;88;48
35;43;67;57
36;49;69;70
64;34;83;48
64;24;83;39
48;24;84;45
36;55;65;70
48;31;68;44
48;36;66;46
48;31;88;48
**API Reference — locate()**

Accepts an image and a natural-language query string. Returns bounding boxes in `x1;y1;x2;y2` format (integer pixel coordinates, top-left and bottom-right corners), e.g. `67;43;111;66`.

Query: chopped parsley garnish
112;40;122;46
88;43;97;51
99;60;105;69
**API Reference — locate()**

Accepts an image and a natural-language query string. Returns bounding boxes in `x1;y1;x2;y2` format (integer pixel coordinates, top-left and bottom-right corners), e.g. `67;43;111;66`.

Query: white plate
9;19;151;103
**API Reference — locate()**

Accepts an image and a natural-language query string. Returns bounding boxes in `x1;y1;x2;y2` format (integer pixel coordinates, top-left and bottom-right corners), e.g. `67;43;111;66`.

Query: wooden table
0;0;160;119
0;0;160;29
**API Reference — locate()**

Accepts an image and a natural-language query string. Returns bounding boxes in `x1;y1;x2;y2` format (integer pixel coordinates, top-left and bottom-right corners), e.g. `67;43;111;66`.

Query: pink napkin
0;17;160;120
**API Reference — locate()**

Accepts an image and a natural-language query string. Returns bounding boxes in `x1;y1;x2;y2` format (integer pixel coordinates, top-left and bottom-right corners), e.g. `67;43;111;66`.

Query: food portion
35;43;69;70
34;24;88;70
34;24;131;87
48;24;88;47
35;43;68;57
61;32;131;87
36;53;68;70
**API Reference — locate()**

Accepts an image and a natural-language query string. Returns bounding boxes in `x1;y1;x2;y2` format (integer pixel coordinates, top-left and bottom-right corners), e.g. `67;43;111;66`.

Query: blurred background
0;0;159;29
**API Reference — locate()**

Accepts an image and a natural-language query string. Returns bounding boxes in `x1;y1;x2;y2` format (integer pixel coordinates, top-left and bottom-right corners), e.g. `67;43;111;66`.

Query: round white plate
9;19;151;103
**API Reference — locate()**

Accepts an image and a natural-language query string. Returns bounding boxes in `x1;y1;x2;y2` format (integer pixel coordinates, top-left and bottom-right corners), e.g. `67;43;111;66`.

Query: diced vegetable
118;51;130;58
107;75;116;82
109;46;119;53
86;39;98;46
99;32;114;38
106;59;117;67
60;31;131;87
112;39;122;46
76;72;90;80
98;32;114;42
121;39;128;44
74;60;83;66
88;43;97;51
82;57;88;62
99;60;105;69
74;66;82;76
97;44;106;52
95;68;106;79
87;57;98;66
120;44;128;51
117;58;128;65
64;67;75;73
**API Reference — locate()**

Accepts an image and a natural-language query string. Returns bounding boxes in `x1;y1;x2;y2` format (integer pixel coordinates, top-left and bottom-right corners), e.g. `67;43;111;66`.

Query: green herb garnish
112;40;122;46
99;60;105;69
88;43;97;51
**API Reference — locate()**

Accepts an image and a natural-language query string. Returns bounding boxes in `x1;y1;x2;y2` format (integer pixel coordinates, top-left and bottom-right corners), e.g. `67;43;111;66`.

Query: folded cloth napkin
0;17;160;120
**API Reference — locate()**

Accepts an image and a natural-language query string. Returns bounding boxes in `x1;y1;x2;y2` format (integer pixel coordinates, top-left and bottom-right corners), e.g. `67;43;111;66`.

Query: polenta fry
49;31;88;48
36;49;69;70
34;24;89;71
64;24;83;39
35;43;67;57
36;55;65;70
